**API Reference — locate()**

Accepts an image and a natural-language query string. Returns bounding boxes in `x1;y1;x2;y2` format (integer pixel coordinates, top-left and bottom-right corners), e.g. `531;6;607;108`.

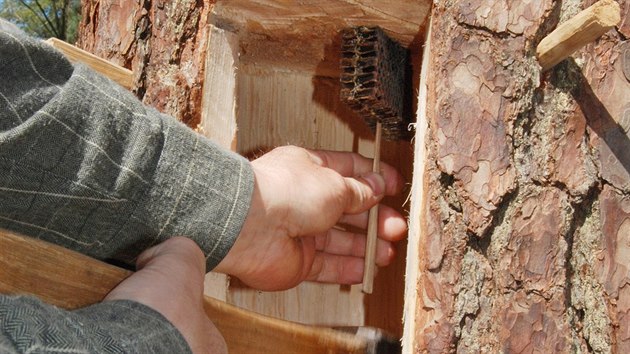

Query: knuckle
344;178;369;209
274;145;302;156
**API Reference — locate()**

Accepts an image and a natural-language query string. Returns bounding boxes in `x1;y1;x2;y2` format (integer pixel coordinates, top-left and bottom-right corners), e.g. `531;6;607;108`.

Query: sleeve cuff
132;115;255;270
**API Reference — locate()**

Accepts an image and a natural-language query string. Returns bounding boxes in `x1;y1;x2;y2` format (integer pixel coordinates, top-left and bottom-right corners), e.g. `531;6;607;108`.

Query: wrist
214;164;270;278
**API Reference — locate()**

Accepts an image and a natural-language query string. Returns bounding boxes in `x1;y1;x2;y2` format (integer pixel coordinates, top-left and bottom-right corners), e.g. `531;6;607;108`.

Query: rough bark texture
76;0;213;127
416;0;629;352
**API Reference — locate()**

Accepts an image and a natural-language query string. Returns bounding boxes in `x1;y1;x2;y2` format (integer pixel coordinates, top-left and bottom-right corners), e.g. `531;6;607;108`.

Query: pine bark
76;0;214;127
415;0;630;352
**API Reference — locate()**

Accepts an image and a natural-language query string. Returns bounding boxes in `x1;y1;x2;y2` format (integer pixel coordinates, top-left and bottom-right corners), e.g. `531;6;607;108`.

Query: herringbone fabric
0;296;192;353
0;20;254;353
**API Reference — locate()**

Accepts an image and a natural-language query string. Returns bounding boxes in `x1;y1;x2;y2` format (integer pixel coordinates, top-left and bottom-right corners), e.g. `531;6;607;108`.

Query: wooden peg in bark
536;0;621;71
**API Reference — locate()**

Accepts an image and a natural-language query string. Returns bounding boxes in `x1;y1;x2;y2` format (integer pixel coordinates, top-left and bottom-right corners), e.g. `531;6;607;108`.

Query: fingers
108;237;207;302
307;253;364;284
315;228;396;266
106;238;226;354
308;149;404;196
342;173;385;214
339;205;408;241
306;205;407;285
306;251;388;284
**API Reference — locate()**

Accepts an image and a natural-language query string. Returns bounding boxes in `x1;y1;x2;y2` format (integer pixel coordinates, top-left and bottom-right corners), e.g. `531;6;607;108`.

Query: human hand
105;237;226;354
214;146;407;291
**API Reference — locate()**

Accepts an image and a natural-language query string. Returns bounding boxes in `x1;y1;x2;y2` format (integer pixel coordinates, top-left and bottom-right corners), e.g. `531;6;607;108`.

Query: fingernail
363;172;385;197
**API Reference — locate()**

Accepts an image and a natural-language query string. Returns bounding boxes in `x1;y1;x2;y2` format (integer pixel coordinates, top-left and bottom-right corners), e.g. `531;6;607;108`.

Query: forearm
0;28;254;269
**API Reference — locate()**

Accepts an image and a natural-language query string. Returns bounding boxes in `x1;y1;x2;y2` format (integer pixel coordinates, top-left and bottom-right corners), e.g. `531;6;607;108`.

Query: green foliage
0;0;81;42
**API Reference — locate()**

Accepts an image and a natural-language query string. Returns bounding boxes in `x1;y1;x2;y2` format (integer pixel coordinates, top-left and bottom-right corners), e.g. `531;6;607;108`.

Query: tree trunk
76;0;213;127
407;0;630;352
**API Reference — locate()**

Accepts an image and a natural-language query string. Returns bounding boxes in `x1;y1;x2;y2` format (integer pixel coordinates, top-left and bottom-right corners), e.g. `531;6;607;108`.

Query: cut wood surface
45;38;134;89
0;228;370;354
212;0;431;76
199;25;240;151
230;67;371;327
402;17;432;353
536;0;621;71
230;66;413;335
212;0;428;46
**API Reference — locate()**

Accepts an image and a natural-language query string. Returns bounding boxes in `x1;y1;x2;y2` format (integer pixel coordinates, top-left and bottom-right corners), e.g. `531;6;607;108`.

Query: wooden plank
402;16;432;353
213;0;428;46
228;67;371;326
0;228;370;354
211;0;431;76
536;0;621;71
227;64;413;336
199;24;240;302
199;25;240;151
0;230;128;310
45;38;134;89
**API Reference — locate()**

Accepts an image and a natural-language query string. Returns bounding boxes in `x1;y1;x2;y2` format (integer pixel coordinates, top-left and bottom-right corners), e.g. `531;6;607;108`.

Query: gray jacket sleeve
0;22;254;353
0;296;192;354
0;27;254;269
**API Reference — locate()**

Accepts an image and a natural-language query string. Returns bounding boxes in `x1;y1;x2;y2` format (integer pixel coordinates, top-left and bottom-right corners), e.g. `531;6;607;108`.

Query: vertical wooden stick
363;122;382;294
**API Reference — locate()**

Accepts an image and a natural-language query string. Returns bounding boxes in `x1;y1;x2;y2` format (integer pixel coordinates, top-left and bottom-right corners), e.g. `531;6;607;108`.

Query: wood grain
362;122;382;294
199;25;240;151
402;17;432;353
226;53;414;338
45;38;134;89
211;0;431;76
229;67;372;327
536;0;621;71
0;228;370;354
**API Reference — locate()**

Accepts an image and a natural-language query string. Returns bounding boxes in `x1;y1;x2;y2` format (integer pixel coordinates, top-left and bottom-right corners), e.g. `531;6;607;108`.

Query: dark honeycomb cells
340;26;411;141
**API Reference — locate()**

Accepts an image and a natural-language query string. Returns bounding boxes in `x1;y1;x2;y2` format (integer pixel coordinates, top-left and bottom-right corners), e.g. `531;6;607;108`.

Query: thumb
106;237;207;302
135;237;206;277
105;238;226;354
343;172;385;214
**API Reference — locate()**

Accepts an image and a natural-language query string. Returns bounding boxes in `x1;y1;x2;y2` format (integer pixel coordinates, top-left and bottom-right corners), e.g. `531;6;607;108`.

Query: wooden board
226;63;414;335
230;67;372;327
202;2;421;335
0;228;371;354
402;16;432;353
199;25;241;301
199;25;240;151
212;0;431;76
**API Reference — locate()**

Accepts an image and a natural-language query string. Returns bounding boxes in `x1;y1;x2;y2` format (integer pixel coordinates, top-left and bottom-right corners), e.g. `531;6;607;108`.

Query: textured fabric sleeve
0;27;254;269
0;295;192;353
